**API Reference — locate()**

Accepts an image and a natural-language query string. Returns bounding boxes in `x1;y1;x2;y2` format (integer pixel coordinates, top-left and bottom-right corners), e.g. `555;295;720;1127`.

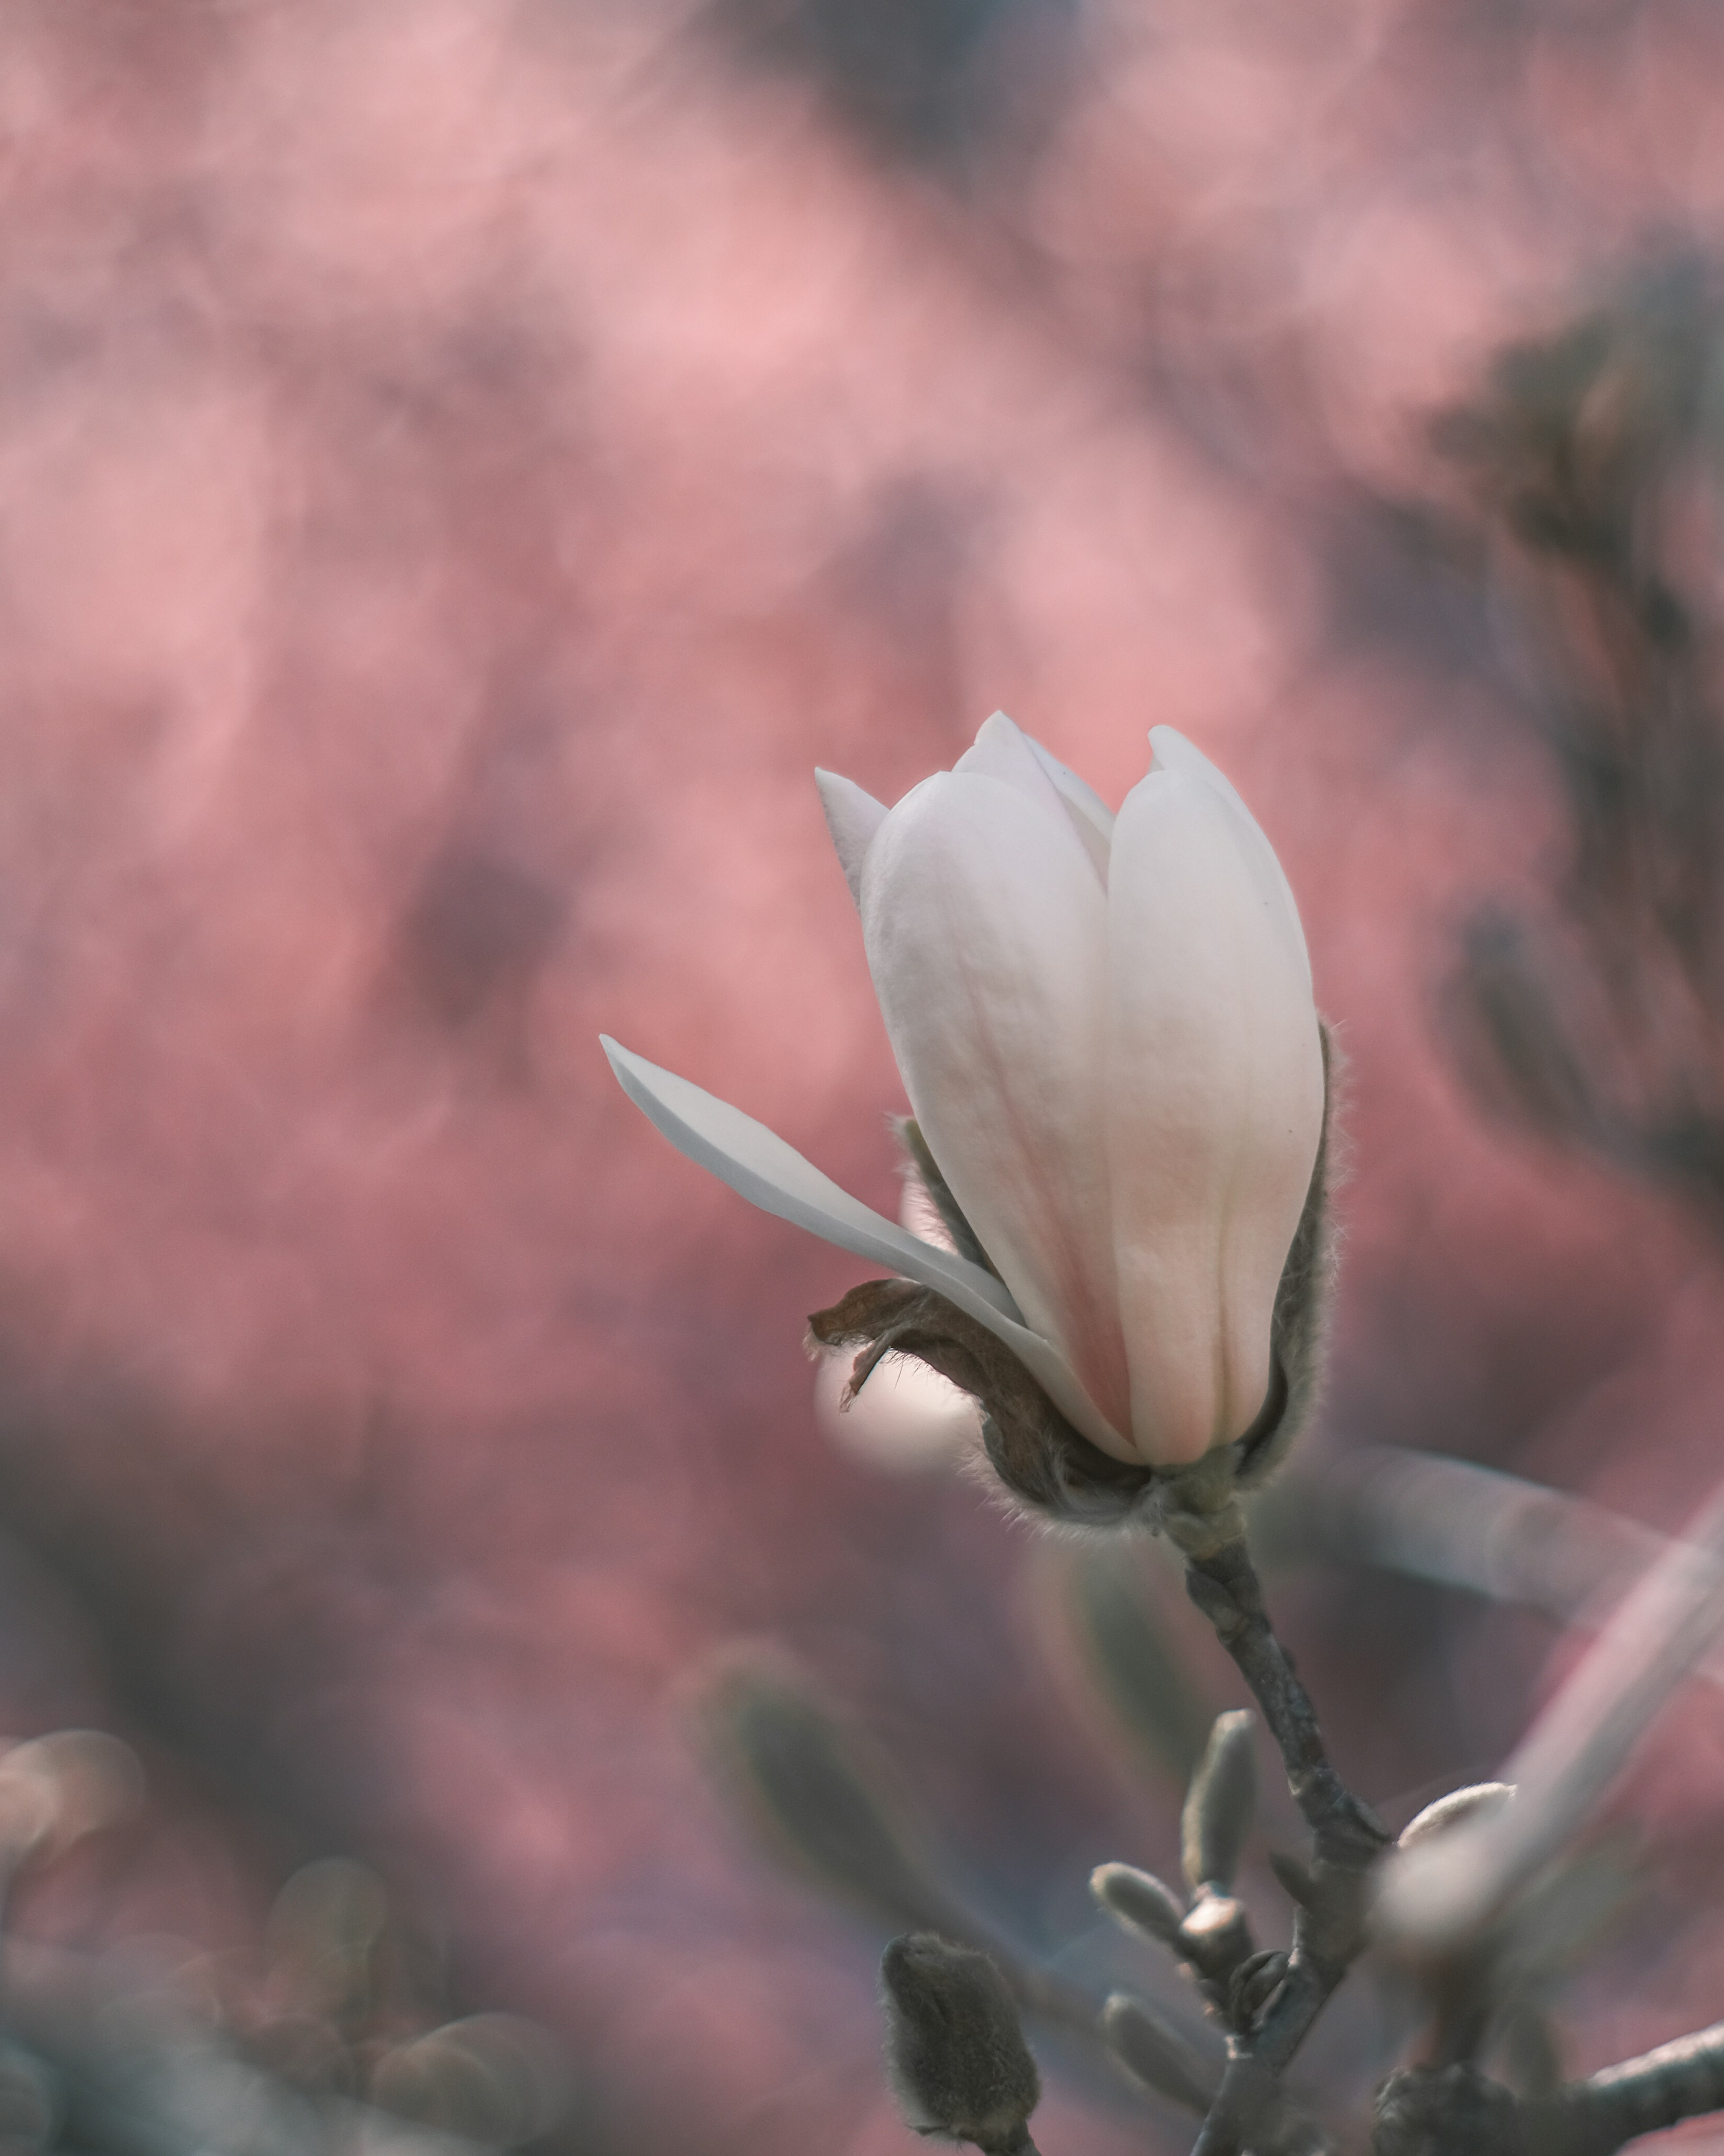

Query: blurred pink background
4;1;1724;2149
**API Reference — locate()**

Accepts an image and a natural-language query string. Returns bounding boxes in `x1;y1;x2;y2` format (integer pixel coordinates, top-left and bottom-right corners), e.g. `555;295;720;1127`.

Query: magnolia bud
1090;1862;1186;1949
1101;1992;1221;2116
879;1935;1040;2153
1182;1710;1258;1895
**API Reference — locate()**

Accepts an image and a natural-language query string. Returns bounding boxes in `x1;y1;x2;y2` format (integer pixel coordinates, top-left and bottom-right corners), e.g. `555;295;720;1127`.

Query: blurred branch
1271;1445;1724;1692
1377;1473;1724;1953
1548;2019;1724;2152
1377;2019;1724;2156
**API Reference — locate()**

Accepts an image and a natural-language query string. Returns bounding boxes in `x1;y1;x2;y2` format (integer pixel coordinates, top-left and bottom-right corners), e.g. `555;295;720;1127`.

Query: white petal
861;769;1135;1451
1148;727;1311;987
599;1036;1122;1452
1105;770;1324;1465
1026;734;1114;882
954;711;1099;856
814;769;888;908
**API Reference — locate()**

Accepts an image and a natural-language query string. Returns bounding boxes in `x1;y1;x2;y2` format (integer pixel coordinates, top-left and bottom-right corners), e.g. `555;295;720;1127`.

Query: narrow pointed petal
1027;735;1115;882
815;769;889;908
1148;727;1310;987
599;1037;1122;1452
1105;771;1324;1465
861;771;1134;1450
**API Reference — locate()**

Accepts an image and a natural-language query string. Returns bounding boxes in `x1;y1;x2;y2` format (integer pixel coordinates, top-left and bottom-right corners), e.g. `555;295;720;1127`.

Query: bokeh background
5;0;1724;2150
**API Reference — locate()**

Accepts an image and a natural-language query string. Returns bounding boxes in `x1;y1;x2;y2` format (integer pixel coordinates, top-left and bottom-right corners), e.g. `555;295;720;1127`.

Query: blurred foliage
703;0;1078;166
0;1729;588;2156
1432;251;1724;1239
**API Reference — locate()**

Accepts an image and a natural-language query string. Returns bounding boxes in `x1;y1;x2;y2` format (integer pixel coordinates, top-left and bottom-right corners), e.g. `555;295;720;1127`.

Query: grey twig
1373;2022;1724;2156
1155;1458;1389;2156
1539;2020;1724;2154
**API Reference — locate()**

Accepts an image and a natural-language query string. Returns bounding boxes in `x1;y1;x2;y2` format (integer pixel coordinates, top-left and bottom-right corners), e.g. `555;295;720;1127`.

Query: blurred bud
880;1935;1039;2153
1100;1992;1220;2116
1049;1543;1214;1790
1182;1711;1257;1894
370;2015;570;2147
0;1730;143;1862
265;1859;388;2024
691;1648;976;1940
1397;1784;1515;1851
1089;1863;1185;1949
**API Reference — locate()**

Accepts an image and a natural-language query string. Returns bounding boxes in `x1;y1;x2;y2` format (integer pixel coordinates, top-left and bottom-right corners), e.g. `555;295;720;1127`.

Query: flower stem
1156;1457;1388;2156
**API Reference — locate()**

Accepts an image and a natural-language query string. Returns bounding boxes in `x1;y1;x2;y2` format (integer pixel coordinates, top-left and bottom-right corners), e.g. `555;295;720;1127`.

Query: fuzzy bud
1101;1992;1221;2116
1090;1862;1186;1949
1182;1710;1258;1894
879;1935;1040;2152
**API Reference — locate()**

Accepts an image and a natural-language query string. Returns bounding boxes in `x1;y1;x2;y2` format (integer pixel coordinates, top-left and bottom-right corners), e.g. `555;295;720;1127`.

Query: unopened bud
1177;1891;1252;1977
1090;1863;1186;1948
1396;1783;1515;1851
1101;1993;1220;2116
880;1935;1039;2153
1182;1710;1257;1894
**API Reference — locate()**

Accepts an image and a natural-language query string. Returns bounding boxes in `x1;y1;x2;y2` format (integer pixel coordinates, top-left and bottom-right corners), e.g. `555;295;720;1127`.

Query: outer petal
861;769;1134;1451
815;769;888;908
1105;769;1324;1465
599;1037;1121;1451
1148;727;1310;987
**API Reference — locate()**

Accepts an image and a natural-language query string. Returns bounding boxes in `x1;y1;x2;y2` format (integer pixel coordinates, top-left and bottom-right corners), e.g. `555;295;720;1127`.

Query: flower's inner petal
862;768;1135;1449
1105;769;1325;1466
602;1035;1122;1452
1025;735;1115;882
1148;726;1310;987
814;769;889;909
954;710;1068;806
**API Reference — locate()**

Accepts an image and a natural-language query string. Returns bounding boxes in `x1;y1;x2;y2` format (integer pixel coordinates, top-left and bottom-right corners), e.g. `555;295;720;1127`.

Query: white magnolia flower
602;713;1325;1478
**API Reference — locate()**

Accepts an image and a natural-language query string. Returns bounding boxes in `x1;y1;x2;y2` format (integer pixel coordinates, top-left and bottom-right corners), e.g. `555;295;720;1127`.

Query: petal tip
815;768;888;907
